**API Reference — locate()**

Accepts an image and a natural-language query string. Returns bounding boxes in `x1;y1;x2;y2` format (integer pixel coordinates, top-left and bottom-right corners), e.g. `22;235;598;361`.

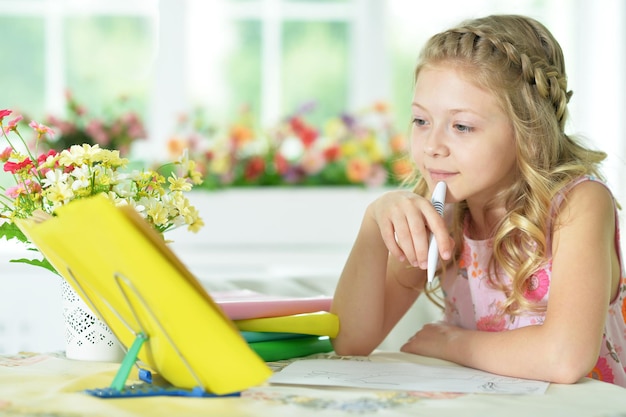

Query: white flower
112;178;136;199
69;164;91;191
279;136;304;162
41;169;69;189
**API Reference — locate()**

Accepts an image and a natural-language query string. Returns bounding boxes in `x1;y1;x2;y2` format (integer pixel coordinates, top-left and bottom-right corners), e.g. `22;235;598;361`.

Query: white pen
427;181;447;284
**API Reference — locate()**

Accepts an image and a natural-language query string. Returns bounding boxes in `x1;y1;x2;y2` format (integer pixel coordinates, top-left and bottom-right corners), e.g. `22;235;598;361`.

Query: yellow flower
177;149;203;185
93;165;115;187
168;173;193;192
209;153;231;175
142;197;170;227
185;206;205;233
323;117;348;139
340;140;360;158
363;136;384;161
98;149;127;167
43;182;74;205
57;144;98;167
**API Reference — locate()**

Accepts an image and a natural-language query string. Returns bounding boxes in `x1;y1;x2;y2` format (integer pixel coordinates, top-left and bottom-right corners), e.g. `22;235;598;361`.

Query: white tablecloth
0;350;624;417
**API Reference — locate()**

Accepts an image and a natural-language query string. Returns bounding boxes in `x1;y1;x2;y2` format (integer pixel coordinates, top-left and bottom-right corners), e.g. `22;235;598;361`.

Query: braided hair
412;15;607;315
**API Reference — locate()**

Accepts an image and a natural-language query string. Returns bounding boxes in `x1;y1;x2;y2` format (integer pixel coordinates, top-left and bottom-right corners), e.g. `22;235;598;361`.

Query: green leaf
0;221;29;243
9;257;59;275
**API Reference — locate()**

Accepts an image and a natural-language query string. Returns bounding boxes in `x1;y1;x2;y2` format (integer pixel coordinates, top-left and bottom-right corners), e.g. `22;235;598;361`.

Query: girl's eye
454;123;473;133
413;118;427;126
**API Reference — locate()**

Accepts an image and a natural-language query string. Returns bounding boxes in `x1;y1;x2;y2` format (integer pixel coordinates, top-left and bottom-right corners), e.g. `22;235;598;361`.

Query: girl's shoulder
552;175;615;214
547;175;617;250
558;174;610;194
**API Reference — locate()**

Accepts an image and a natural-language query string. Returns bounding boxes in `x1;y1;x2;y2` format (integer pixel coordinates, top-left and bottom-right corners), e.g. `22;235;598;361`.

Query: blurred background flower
40;90;147;157
165;102;413;189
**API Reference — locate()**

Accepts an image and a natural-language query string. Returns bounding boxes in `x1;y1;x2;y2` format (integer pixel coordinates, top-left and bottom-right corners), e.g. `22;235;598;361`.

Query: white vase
60;279;125;362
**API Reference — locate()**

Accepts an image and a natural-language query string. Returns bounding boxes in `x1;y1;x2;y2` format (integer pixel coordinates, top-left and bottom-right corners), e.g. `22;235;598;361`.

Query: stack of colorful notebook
212;290;337;362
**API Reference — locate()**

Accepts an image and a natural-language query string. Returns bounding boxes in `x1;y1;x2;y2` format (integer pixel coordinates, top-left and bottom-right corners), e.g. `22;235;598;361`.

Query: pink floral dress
440;176;626;387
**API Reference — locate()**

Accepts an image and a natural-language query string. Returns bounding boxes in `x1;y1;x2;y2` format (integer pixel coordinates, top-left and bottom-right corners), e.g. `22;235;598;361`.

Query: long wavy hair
410;15;607;315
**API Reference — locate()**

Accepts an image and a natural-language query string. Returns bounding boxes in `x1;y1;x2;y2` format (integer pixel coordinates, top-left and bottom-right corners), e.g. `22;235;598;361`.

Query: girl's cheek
410;143;424;165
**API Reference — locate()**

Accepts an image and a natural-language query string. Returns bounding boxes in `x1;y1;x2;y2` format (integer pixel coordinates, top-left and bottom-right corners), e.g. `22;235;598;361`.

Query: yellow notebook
16;194;272;395
235;311;339;337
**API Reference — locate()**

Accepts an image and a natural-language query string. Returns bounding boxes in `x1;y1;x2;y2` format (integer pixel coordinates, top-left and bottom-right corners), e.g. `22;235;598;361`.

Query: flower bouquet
166;102;414;189
41;90;147;156
0;109;204;274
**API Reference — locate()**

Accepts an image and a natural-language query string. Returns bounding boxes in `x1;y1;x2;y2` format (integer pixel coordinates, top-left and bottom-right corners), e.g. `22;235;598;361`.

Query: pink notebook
211;289;333;320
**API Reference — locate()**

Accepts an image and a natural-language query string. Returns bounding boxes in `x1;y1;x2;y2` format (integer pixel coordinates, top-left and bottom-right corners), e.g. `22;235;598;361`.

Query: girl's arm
331;189;453;355
401;180;619;383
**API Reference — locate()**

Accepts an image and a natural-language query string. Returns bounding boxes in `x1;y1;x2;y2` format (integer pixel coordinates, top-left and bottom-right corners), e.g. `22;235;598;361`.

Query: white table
0;350;624;417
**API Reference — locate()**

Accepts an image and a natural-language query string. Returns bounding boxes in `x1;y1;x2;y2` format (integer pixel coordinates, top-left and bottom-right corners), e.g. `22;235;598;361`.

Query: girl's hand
367;190;453;269
400;322;461;359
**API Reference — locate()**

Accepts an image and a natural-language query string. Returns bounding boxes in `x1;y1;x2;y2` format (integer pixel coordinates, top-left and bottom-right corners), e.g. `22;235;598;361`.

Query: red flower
299;128;317;148
3;158;33;174
244;156;265;181
323;144;341;162
203;150;215;161
37;149;57;164
289;117;305;132
289;117;317;148
0;109;11;123
274;153;289;175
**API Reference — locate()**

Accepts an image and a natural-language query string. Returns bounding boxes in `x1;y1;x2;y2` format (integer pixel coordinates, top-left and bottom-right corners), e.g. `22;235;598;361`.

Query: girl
330;14;625;387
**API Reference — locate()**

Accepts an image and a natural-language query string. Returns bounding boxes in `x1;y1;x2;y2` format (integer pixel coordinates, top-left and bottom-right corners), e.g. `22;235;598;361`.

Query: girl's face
411;63;517;207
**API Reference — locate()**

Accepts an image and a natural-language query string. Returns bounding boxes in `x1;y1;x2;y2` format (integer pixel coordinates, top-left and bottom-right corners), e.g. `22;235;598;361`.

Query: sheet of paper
269;359;549;395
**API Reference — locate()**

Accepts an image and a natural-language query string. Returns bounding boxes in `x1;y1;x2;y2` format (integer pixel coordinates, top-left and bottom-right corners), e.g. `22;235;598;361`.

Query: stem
1;127;19;153
12;130;38;166
90;167;96;195
0;198;13;211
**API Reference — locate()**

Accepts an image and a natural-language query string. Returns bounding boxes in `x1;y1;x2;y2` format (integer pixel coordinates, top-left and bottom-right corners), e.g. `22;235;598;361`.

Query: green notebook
249;336;334;362
241;331;311;343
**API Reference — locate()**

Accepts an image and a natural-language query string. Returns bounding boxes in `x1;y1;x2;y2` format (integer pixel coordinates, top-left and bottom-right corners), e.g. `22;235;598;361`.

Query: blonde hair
411;15;607;315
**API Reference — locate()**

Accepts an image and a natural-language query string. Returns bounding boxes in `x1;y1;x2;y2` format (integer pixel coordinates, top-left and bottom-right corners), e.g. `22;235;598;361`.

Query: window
0;0;624;206
183;0;377;129
0;15;45;117
0;0;156;120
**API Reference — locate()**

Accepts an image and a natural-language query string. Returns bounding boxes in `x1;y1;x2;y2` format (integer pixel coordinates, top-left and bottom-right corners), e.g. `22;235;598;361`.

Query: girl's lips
428;170;456;181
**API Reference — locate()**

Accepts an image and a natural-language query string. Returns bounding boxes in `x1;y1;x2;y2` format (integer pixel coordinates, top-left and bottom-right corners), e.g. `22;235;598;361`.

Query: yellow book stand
16;194;272;395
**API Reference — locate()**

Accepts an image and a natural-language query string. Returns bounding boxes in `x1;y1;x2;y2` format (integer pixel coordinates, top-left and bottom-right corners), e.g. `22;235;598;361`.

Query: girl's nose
423;125;448;157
